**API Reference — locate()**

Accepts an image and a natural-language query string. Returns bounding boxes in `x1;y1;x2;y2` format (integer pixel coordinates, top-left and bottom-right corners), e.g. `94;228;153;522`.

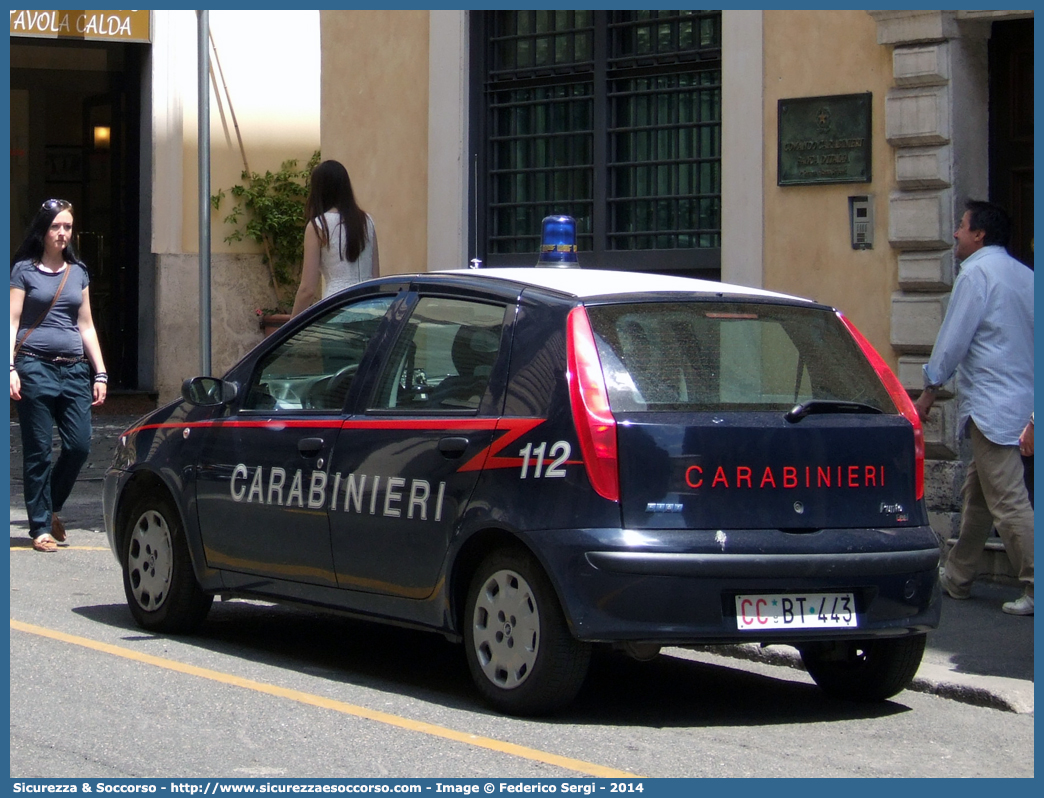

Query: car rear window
586;301;896;414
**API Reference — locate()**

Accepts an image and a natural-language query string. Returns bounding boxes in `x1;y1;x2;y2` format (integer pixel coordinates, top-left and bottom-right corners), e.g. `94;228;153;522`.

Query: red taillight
839;313;924;501
566;306;619;502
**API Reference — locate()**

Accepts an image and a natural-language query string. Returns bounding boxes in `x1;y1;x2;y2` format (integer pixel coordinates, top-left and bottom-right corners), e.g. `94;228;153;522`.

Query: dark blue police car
103;266;939;715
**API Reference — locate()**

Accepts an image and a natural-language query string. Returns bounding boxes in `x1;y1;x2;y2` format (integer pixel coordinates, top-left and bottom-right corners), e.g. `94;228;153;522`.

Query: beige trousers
946;420;1034;597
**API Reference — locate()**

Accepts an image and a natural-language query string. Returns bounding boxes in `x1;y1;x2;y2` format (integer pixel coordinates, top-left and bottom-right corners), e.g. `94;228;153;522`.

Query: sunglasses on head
41;199;72;212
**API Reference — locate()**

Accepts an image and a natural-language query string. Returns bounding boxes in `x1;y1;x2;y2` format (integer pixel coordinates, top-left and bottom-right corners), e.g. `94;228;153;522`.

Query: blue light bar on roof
536;215;579;268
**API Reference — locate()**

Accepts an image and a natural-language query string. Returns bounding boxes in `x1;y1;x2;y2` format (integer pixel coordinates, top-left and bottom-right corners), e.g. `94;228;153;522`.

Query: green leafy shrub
212;150;321;313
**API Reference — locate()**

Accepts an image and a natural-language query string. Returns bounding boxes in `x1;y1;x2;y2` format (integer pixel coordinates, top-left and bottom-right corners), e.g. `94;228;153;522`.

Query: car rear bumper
586;547;939;578
530;525;941;644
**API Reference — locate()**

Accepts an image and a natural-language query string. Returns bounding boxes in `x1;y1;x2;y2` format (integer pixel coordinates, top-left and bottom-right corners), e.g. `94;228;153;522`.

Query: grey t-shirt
11;258;90;356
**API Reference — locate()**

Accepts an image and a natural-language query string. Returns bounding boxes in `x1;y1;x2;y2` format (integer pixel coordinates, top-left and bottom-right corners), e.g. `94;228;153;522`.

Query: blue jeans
14;356;92;537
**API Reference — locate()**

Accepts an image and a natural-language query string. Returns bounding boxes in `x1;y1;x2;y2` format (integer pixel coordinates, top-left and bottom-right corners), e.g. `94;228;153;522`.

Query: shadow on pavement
71;598;910;729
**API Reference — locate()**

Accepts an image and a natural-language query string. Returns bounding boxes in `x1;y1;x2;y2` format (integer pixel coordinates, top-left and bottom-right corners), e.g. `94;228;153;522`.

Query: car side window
370;297;507;412
242;296;395;412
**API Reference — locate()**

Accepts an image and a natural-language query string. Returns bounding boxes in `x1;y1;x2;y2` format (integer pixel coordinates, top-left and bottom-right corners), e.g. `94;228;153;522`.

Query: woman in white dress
291;160;380;317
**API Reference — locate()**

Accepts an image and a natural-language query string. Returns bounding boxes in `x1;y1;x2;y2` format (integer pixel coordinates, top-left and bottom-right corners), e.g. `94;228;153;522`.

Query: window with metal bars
472;10;721;276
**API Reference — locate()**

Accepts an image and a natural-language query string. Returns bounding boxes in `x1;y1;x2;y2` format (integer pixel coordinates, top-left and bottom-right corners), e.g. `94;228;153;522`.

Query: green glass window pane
577;30;592;61
637;24;651;54
536;36;549;66
556;34;568;63
657;164;671;196
658;22;672;52
701;16;717;47
518;38;531;67
679;19;692;49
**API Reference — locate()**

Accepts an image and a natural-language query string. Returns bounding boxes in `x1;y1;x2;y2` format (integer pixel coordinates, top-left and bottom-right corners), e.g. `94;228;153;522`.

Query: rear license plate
735;593;857;631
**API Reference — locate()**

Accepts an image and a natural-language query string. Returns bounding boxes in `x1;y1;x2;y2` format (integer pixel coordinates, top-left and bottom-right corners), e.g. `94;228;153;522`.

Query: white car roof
437;267;811;303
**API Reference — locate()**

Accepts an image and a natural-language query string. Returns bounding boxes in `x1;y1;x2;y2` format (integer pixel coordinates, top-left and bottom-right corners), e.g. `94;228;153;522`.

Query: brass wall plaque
778;93;871;186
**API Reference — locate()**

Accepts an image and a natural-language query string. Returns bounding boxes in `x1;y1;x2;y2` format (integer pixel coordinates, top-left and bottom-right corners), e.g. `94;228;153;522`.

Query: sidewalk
710;577;1033;714
9;414;1035;713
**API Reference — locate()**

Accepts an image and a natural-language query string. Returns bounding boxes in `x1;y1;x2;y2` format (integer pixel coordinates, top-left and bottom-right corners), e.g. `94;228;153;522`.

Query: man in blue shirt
914;200;1034;615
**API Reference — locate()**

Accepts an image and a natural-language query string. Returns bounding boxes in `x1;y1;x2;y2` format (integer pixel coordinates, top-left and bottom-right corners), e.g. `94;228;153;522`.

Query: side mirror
181;376;237;407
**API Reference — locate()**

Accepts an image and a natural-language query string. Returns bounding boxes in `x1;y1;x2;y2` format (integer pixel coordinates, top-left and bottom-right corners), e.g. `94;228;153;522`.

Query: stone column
869;10;992;539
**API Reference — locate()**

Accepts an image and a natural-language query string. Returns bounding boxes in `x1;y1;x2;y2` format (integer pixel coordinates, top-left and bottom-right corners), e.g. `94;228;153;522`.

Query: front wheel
800;634;926;701
121;492;212;633
464;549;590;716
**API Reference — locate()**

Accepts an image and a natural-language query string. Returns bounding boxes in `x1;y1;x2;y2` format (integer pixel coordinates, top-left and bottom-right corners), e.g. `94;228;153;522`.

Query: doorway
10;39;143;388
988;18;1034;501
989;19;1033;268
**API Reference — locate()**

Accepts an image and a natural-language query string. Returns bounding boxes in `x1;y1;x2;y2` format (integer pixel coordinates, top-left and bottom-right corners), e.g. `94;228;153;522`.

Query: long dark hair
305;160;369;262
11;199;82;270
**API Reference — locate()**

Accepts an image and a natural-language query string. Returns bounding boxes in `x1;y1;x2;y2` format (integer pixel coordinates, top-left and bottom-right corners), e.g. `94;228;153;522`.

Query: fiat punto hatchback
104;268;940;715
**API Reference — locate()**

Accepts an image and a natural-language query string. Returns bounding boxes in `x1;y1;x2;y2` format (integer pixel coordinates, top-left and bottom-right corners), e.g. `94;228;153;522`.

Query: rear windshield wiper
785;400;883;423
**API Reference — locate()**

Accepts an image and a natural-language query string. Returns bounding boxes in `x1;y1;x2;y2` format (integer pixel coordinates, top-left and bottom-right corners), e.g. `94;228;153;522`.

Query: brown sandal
51;515;67;543
32;533;59;553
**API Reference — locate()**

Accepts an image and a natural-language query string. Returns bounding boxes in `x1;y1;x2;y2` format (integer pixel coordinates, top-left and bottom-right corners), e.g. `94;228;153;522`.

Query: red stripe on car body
122;416;560;475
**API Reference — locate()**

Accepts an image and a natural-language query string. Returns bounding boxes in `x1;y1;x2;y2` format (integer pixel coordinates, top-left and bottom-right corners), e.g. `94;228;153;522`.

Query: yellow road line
11;619;638;778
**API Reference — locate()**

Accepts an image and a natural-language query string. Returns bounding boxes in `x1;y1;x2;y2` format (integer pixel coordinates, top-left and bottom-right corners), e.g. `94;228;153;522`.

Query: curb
700;643;1034;714
908;663;1034;714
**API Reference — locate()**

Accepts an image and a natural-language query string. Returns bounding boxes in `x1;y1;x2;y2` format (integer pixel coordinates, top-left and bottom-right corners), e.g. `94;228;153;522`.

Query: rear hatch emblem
645;502;683;513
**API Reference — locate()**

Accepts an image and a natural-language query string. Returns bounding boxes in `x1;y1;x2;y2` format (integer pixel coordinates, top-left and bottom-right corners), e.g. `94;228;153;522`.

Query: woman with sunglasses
10;199;107;552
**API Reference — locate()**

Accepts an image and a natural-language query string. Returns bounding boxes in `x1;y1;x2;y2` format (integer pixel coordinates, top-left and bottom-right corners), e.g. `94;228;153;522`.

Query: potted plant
212;150;320;333
255;306;290;337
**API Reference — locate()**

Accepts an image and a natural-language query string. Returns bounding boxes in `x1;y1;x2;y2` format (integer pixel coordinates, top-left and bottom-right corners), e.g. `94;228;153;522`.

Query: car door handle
298;437;325;457
438;436;469;458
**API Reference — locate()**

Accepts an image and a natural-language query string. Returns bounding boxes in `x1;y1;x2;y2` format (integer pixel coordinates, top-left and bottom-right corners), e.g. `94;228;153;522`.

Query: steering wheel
307;363;359;409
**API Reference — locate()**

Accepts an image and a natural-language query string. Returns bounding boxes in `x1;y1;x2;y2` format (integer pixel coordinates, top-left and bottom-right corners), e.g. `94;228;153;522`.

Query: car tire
799;634;926;701
121;492;212;634
464;549;590;716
